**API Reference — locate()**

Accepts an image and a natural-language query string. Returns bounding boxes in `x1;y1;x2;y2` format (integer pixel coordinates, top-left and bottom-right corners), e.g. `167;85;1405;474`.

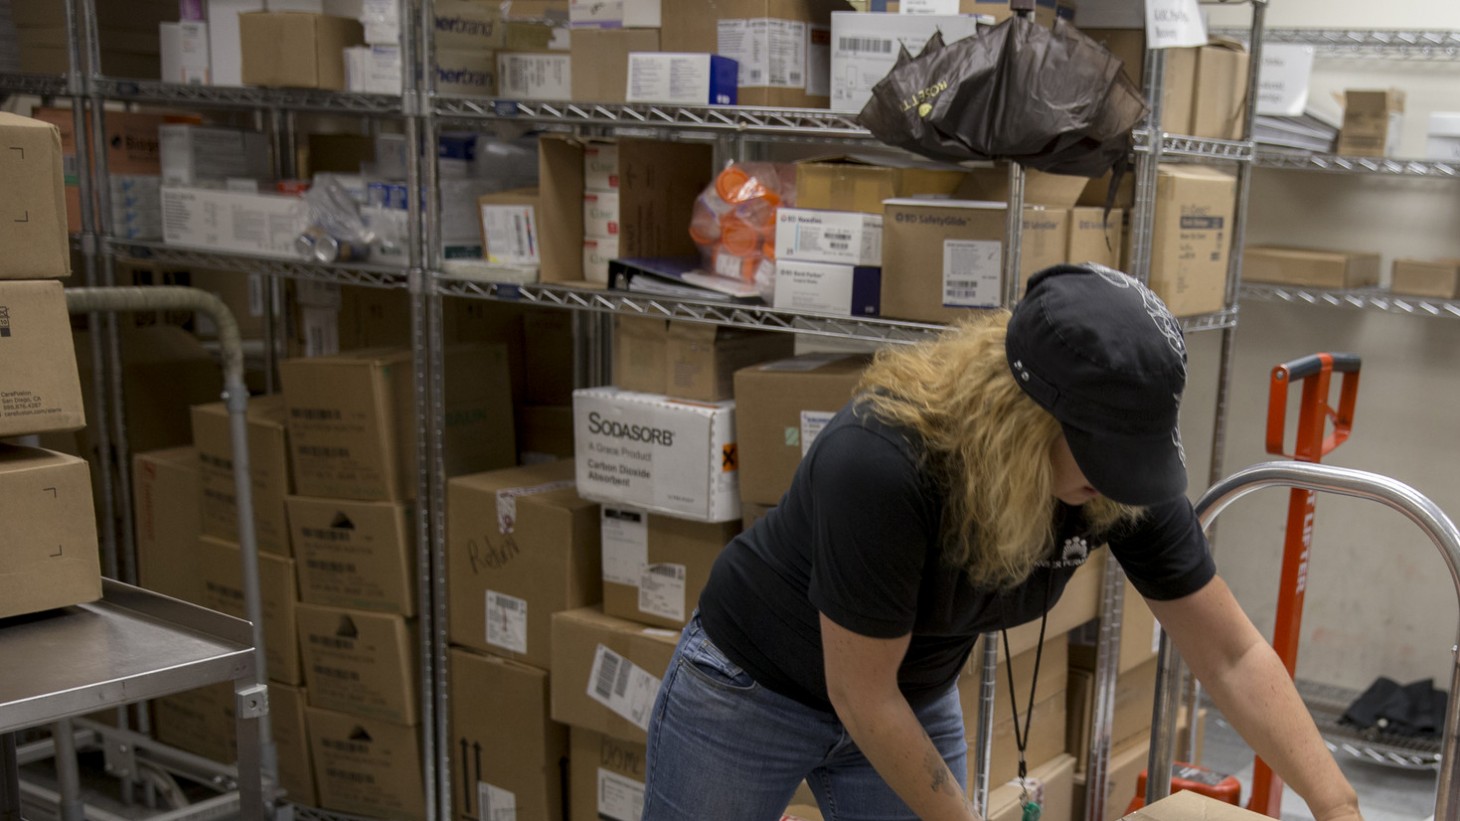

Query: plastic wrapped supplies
691;162;796;300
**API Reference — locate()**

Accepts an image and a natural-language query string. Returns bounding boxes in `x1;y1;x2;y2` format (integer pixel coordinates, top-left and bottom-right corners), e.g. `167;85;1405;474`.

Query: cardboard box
732;353;870;507
984;754;1075;821
1069;575;1159;676
774;260;883;317
0;113;69;280
601;508;739;629
957;634;1068;787
571;28;661;103
954;168;1090;209
879;198;1007;323
1073;707;1204;821
1242;246;1382;290
1124;786;1261;821
206;0;267;85
0;281;86;438
573;387;740;522
538;135;712;282
793;155;966;215
134;447;204;602
1066;658;1158;775
239;12;365;90
435;46;499;97
446;459;600;669
775;209;883;267
0;446;101;619
1148;165;1236;317
568;728;648;821
270;682;318;807
1338;89;1405;158
519;405;576;463
570;0;661;28
657;0;850;108
449;648;569;821
521;310;575;405
1067;207;1124;270
308;707;425;821
297;603;417;724
665;322;794;403
742;501;775;531
344;44;403;94
627;52;739;106
614;317;671;395
478;188;542;267
192;396;293;557
196;535;302;685
162;187;309;259
498;51;573;101
281;343;515;500
829;11;983;112
289;496;415;616
160;21;211;84
584;190;620;239
1190;43;1250;141
550;606;679;744
1426;112;1460;161
1392;258;1460;299
435;1;557;49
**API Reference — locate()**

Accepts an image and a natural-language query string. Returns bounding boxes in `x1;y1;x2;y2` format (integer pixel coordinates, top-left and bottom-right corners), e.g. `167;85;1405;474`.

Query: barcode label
597;769;645;821
639;563;687;622
485;590;528;654
602;507;649;586
942;240;1002;308
586;644;661;730
799;410;836;458
478;781;516;821
838;37;893;53
496;480;575;534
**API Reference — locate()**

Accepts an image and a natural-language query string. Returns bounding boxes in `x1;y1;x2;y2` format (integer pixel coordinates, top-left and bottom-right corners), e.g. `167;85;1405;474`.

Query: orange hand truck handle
1265;353;1361;460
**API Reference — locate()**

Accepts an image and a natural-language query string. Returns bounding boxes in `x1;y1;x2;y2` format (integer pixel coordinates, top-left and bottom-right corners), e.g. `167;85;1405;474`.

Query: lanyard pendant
1022;801;1042;821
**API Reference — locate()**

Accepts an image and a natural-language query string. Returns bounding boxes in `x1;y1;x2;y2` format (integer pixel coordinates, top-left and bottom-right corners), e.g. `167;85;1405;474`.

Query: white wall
1185;0;1460;692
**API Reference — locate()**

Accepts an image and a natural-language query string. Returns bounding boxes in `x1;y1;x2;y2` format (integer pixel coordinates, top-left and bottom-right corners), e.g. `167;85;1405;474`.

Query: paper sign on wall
1145;0;1207;49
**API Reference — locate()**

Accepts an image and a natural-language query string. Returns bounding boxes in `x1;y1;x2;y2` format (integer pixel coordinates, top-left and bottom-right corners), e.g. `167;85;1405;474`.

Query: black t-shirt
698;402;1216;712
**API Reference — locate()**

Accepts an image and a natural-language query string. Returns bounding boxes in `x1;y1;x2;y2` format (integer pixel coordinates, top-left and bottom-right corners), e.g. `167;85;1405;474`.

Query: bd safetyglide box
573;387;740;523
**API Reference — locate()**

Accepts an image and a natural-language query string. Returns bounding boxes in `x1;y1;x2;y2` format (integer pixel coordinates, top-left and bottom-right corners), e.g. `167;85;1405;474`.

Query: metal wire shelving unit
1212;27;1460;60
1242;283;1460;320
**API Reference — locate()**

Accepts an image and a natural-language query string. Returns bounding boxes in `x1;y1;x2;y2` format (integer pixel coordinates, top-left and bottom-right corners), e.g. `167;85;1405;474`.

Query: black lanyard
999;570;1054;821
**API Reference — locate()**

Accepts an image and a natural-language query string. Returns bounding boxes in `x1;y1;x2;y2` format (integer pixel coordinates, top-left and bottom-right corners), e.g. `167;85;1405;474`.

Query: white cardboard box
773;260;882;317
162;187;308;259
159;125;271;187
161;21;211;85
573;387;740;523
775;208;883;266
498;52;573;101
829;12;984;113
345;45;402;94
204;0;266;86
1428;112;1460;161
569;0;661;29
627;53;738;106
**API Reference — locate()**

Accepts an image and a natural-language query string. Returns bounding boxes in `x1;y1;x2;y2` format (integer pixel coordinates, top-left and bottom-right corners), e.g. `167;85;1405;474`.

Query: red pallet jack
1127;352;1361;818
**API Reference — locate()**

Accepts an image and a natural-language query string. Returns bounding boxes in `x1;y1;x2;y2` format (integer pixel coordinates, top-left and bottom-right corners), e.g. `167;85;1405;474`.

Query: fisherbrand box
573;387;739;523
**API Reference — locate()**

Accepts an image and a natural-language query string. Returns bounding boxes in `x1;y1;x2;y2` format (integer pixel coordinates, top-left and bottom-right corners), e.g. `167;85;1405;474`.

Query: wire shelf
290;804;390;821
0;72;70;98
110;240;411;290
1241;283;1460;319
1296;679;1443;771
1212;28;1460;60
92;78;405;113
436;276;1239;341
1254;151;1460;177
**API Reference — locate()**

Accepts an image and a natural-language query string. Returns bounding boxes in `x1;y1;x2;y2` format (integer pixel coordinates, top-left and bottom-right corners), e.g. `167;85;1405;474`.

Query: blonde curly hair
856;311;1141;589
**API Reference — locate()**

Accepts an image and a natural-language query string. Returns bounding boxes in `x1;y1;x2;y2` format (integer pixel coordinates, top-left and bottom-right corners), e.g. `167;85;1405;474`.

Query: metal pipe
971;635;999;817
1003;163;1026;306
1084;557;1127;821
63;287;277;815
1128;48;1166;284
2;733;20;821
1146;460;1460;820
53;720;84;821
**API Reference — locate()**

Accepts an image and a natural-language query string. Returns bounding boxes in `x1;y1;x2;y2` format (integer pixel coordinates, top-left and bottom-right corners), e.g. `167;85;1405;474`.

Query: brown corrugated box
742;501;775;531
954;168;1090;208
549;606;679;744
1066;658;1159;775
192;395;293;557
518;404;575;462
446;460;600;670
794;155;967;215
1067;207;1124;270
280;344;515;501
1242;246;1381;290
0;281;86;438
449;648;569;821
957;634;1068;787
1338;89;1405;157
239;12;364;90
297;603;418;725
732;353;870;507
1073;710;1204;821
308;707;425;821
614;317;670;394
601;509;740;629
1149;165;1236;317
133;446;203;602
1069;575;1159;675
195;534;302;685
568;728;647;821
665;322;795;402
1125;788;1259;821
0;446;101;619
986;754;1075;821
1392;258;1460;299
572;28;661;103
0;113;70;279
289;496;415;616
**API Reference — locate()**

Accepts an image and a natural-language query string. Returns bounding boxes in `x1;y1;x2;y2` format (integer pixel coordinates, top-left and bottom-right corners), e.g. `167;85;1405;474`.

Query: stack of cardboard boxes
0;112;102;624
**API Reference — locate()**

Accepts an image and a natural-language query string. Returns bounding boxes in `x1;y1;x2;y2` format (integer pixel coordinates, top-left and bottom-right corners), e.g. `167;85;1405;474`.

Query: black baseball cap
1006;263;1190;506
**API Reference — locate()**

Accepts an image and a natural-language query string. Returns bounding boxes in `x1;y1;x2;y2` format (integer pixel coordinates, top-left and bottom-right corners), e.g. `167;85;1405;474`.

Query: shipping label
495;480;575;533
799;411;835;458
901;0;961;13
485;590;528;655
602;507;649;587
480;205;540;265
942;239;1002;308
478;782;517;821
718;19;808;90
597;769;646;821
586;644;660;731
638;563;686;622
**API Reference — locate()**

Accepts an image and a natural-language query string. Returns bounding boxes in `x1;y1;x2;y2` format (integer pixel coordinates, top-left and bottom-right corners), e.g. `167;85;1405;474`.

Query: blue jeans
642;613;968;821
